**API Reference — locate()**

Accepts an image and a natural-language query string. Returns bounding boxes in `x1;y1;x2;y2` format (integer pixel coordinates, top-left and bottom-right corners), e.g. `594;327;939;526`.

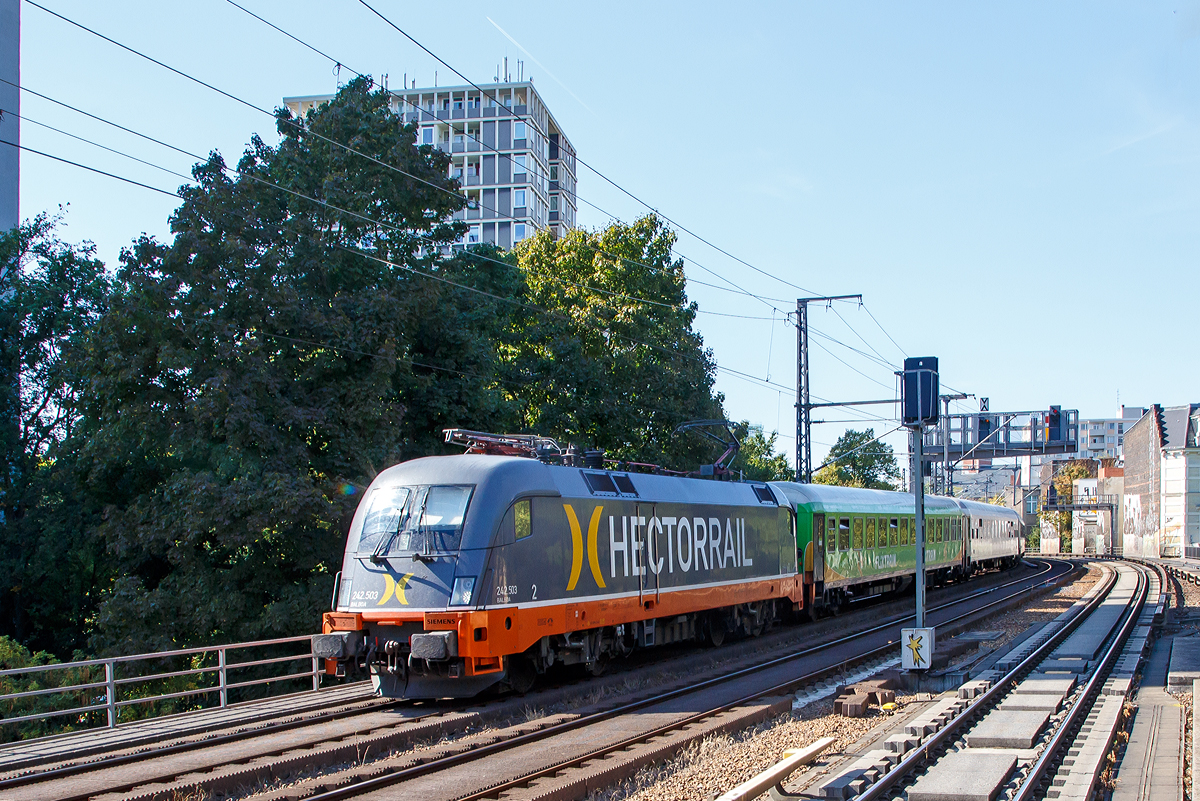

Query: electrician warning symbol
901;627;935;670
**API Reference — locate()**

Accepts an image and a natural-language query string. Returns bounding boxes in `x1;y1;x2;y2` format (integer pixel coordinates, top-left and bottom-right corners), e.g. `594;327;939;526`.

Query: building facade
284;80;577;250
1122;403;1200;557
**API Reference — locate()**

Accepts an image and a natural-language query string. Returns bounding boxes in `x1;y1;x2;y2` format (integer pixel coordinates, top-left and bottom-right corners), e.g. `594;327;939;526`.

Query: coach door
811;513;825;582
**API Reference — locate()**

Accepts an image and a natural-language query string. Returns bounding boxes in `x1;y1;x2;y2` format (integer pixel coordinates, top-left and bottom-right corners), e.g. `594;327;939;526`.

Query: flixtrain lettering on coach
562;503;753;590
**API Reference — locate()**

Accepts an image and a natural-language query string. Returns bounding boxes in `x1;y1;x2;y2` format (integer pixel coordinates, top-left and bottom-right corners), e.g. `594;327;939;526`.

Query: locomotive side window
514;499;532;540
827;517;837;551
357;486;412;552
838;518;851;551
865;518;876;549
852;517;864;549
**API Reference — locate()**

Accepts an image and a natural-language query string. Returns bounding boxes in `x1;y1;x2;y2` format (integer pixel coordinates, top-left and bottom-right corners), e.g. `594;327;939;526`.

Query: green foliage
731;421;795;482
497;217;725;470
1038;460;1092;547
0;214;112;655
0;80;761;661
811;428;900;489
72;77;491;654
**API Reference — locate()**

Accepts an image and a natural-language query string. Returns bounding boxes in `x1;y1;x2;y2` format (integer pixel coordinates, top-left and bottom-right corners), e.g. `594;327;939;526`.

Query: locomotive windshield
354;484;474;558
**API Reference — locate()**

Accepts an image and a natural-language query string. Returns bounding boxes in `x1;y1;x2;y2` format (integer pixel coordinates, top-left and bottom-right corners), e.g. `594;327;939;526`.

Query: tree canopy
0;78;771;657
812;428;901;490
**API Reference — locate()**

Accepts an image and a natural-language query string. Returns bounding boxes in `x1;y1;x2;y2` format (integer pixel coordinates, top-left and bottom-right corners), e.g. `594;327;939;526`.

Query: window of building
503;93;512;107
467;225;480;244
550;165;559;181
550;194;559;212
454;96;463;111
514;189;527;208
421;127;433;145
513;223;527;242
514;154;527;176
514;121;526;140
453;128;464;145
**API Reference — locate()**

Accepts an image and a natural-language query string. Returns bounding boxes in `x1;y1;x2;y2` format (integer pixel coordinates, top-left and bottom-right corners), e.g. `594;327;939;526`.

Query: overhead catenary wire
9;116;797;404
215;0;801;321
26;1;937;442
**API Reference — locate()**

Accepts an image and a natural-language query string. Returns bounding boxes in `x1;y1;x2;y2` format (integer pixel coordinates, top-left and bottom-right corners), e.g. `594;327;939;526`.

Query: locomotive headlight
449;577;476;606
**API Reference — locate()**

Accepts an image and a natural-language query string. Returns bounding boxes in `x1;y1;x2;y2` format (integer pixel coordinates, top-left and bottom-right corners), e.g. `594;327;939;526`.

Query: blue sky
14;1;1200;468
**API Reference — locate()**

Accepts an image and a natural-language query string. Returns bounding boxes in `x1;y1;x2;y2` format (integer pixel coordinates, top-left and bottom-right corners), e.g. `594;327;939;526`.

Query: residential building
284;80;577;250
1020;406;1145;487
1122;403;1200;557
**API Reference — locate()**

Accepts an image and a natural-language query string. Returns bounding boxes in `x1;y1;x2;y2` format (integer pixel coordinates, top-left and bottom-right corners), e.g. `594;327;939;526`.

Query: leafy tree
731;421;795;482
0;214;111;655
497;217;725;471
811;428;900;489
1039;460;1092;552
72;77;512;654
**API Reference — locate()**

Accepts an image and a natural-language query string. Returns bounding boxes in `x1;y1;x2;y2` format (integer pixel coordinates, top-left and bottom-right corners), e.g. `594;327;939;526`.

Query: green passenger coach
771;483;1022;614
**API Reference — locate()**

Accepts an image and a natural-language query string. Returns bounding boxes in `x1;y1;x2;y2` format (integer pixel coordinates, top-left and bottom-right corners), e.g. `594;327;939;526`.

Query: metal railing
0;635;322;738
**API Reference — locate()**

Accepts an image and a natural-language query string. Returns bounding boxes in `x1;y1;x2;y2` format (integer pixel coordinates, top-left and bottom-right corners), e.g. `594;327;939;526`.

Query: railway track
0;559;1073;801
797;557;1162;801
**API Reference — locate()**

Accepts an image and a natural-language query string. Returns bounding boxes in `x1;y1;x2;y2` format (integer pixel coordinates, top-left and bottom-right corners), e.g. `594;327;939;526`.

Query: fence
0;635;322;741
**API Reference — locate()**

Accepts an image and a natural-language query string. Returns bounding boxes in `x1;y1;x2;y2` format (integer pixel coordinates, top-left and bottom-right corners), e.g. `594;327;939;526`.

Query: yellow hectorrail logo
563;504;606;591
376;572;413;606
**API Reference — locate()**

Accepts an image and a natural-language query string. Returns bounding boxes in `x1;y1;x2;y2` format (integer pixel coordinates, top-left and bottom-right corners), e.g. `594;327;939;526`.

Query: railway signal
901;356;938;669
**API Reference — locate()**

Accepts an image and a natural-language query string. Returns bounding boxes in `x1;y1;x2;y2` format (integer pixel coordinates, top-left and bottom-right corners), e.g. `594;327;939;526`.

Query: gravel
592;561;1100;801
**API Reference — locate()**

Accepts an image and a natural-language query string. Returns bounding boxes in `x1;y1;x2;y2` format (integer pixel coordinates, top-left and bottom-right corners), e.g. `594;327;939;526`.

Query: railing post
312;650;320;692
105;660;116;728
218;648;228;708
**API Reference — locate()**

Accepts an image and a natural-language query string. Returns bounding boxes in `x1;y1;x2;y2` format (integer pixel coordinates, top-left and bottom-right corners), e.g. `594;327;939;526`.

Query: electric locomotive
315;431;799;699
314;429;1024;699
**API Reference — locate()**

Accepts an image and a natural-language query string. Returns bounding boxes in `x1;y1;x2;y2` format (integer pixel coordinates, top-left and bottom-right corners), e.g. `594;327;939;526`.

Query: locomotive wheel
586;656;609;677
504;656;537;694
707;615;727;647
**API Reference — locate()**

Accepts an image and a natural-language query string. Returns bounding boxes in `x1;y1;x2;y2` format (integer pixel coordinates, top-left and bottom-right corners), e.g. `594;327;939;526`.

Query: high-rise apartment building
284;80;577;250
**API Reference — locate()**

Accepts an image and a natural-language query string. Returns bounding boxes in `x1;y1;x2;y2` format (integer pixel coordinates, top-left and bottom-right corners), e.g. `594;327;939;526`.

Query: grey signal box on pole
902;357;939;427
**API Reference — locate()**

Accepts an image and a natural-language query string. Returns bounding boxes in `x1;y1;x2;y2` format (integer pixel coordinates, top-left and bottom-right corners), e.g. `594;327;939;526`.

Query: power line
0;138;180;198
216;0;800;320
352;0;823;298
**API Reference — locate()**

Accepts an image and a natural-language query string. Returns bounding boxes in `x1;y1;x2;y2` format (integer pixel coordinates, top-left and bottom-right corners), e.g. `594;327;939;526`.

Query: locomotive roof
370;454;781;507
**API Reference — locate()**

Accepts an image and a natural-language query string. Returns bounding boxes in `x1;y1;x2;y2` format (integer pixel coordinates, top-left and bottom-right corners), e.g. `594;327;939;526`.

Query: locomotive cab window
360;484;474;557
514;499;532;540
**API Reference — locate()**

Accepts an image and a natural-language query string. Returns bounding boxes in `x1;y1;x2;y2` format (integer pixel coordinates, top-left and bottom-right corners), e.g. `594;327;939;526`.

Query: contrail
487;16;597;117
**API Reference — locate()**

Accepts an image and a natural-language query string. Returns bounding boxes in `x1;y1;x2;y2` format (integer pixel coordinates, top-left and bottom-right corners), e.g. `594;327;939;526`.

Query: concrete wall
1123;407;1162;556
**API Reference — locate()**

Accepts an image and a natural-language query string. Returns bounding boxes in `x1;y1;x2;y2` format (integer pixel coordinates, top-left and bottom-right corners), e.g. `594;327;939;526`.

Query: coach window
900;517;909;546
827;517;837;552
514;499;532;540
888;518;899;547
865;518;876;549
839;518;851;551
852;517;864;549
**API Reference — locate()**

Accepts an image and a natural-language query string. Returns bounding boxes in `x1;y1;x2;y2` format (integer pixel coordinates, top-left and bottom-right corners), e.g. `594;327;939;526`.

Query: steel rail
2;561;1056;795
303;560;1071;801
0;695;405;790
1010;561;1150;801
854;559;1138;801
